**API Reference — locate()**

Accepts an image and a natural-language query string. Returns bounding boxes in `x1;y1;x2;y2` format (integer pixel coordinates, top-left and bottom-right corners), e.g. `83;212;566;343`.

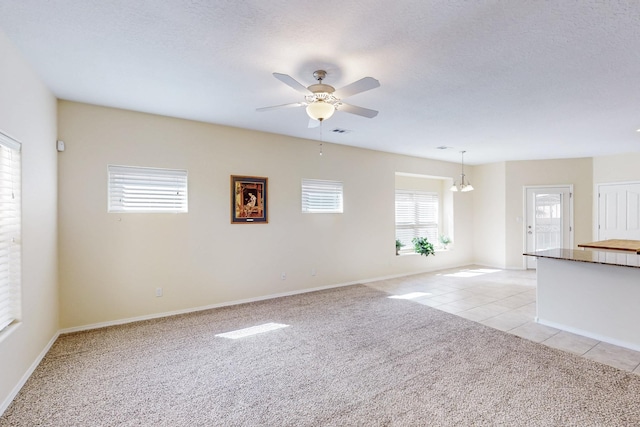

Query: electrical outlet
311;269;316;276
155;287;163;297
281;272;286;280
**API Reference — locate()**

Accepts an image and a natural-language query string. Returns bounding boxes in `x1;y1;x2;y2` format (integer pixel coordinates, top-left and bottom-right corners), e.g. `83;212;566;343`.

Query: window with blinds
108;165;188;213
395;190;438;252
0;132;21;333
301;179;343;213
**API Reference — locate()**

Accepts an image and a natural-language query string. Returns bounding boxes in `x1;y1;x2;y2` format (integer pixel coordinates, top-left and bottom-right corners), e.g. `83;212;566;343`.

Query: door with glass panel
525;186;573;269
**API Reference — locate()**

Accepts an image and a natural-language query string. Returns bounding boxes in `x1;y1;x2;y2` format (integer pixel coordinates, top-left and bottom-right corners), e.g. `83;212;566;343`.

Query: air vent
331;128;352;134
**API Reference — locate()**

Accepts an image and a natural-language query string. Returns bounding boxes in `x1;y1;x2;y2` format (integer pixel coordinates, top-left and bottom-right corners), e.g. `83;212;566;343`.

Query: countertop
577;239;640;253
523;248;640;269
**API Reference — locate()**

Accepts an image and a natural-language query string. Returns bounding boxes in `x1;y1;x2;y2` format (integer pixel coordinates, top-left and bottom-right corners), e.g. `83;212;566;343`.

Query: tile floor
365;265;640;374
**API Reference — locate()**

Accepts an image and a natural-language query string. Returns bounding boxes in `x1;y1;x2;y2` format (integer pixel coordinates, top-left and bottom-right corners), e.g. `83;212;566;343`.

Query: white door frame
522;184;574;269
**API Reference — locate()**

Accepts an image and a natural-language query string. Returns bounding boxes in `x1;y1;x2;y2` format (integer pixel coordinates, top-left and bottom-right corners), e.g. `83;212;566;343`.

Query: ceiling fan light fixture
258;70;379;122
306;100;335;121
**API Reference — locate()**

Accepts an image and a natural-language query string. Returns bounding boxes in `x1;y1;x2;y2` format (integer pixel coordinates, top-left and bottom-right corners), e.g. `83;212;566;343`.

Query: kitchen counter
577;239;640;254
524;248;640;351
523;248;640;268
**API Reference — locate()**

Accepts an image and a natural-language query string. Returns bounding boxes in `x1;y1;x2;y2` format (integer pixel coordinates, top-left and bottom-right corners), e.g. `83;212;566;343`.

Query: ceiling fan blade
308;118;320;128
273;73;312;95
334;77;380;99
256;102;305;112
336;103;378;118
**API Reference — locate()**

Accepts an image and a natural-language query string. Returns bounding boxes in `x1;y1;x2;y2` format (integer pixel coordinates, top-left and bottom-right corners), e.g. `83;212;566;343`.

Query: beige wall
593;152;640;184
57;101;475;329
472;162;507;268
504;158;593;268
0;31;58;409
472;159;593;269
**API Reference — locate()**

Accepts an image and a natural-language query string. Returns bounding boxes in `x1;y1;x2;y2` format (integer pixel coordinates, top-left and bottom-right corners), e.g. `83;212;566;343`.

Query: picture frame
231;175;268;223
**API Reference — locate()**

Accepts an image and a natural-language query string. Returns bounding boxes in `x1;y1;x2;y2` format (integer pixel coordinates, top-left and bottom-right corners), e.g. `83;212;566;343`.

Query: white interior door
525;186;573;269
598;183;640;240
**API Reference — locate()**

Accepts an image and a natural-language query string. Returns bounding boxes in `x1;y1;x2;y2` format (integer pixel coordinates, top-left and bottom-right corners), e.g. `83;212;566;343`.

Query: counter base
536;257;640;351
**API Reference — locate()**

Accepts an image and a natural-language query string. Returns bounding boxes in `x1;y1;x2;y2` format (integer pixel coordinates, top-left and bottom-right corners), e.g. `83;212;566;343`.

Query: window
302;179;343;213
0;132;21;333
395;190;438;251
108;165;188;213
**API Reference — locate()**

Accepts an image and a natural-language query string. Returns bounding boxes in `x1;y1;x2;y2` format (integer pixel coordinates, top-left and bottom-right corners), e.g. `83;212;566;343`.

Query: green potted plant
412;237;435;257
439;235;452;249
395;238;405;255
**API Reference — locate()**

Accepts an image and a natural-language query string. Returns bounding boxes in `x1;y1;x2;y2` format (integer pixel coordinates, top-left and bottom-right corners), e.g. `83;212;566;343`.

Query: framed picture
231;175;268;223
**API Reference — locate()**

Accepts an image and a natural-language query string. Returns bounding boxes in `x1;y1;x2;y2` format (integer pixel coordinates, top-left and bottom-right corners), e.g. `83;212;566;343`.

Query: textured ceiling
1;0;639;165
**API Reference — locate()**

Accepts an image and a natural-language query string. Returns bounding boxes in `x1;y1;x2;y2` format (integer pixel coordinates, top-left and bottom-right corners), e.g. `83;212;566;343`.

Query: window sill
396;248;450;256
0;321;21;345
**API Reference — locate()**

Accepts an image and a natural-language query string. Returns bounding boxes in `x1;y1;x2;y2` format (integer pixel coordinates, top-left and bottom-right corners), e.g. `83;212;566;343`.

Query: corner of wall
0;27;59;415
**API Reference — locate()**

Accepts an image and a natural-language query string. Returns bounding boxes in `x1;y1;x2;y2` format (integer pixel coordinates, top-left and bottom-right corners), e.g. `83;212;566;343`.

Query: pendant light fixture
451;150;474;192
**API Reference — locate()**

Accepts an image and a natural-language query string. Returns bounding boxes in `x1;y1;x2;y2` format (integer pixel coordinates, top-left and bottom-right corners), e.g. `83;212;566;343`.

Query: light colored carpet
2;285;640;426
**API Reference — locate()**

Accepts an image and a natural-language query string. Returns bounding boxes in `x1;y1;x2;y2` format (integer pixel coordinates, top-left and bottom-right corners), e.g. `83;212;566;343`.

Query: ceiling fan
257;70;380;127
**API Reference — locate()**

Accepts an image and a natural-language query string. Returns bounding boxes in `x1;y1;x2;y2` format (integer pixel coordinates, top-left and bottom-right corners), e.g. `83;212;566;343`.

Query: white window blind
108;165;188;213
395;190;438;250
0;132;21;333
302;179;343;213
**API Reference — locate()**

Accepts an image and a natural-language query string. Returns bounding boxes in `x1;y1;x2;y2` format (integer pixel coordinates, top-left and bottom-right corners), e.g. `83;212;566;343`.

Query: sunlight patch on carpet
388;292;431;300
215;322;289;339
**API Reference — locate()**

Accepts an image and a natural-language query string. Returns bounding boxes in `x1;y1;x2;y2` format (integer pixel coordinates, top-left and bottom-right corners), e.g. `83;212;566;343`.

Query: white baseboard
59;280;366;334
0;331;59;416
60;266;477;334
536;318;640;352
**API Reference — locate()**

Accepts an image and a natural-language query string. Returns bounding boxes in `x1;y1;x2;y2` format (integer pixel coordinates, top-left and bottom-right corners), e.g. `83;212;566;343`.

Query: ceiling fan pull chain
319;121;324;156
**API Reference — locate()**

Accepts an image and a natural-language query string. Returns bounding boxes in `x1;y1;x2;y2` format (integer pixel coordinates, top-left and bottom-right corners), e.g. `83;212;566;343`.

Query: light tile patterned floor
366;265;640;374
